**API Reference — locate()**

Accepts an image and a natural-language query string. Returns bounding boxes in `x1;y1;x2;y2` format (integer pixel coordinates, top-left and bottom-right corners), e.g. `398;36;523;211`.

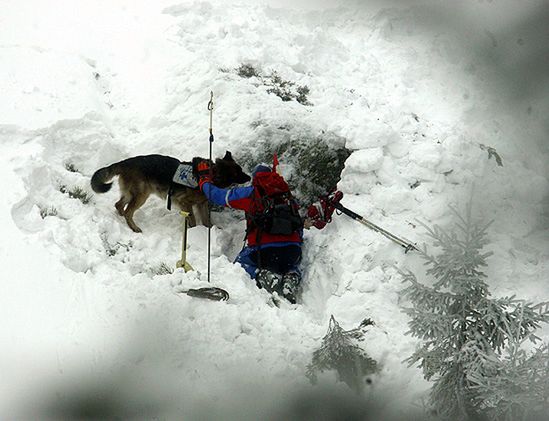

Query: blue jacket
202;182;303;248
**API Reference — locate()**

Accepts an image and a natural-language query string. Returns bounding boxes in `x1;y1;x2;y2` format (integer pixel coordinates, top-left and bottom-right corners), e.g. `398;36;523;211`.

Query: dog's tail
91;163;120;193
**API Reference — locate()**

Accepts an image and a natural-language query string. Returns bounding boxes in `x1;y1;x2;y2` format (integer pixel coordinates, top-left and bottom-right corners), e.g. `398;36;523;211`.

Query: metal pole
207;91;214;283
333;202;418;253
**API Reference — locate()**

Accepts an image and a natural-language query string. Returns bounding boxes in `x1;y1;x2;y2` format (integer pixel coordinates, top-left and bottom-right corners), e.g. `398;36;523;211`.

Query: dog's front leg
187;212;197;227
193;202;211;228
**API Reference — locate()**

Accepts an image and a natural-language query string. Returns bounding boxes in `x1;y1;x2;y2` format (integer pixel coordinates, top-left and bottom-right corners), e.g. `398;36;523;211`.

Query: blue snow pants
235;243;302;279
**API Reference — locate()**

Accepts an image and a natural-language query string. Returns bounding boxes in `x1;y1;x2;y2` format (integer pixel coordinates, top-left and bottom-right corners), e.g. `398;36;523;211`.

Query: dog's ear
192;157;201;171
223;150;233;161
237;170;251;183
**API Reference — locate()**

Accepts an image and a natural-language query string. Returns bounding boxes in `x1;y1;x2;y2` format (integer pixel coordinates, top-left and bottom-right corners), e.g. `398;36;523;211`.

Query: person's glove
197;160;212;190
306;190;343;229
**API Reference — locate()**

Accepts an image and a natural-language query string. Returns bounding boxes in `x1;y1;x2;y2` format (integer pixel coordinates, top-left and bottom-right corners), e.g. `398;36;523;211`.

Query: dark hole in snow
239;125;351;204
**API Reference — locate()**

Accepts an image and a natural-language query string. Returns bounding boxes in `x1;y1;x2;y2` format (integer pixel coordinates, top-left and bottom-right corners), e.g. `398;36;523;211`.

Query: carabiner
207;91;214;111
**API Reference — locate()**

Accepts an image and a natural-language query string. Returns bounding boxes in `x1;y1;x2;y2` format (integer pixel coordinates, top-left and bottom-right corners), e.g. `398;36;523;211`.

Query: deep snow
1;0;548;418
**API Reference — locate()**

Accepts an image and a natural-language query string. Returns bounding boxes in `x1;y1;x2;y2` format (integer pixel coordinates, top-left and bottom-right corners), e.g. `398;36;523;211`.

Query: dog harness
172;163;199;189
167;163;199;210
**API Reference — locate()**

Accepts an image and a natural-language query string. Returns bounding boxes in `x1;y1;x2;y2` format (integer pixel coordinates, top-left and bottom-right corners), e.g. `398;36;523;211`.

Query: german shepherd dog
91;151;250;233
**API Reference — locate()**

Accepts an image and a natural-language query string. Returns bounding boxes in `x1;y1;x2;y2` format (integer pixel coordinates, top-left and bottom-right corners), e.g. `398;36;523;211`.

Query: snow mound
2;1;548;418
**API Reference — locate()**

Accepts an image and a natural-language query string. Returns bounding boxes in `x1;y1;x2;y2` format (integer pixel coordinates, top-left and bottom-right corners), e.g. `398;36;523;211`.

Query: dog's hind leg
123;192;148;233
115;195;130;216
116;178;131;216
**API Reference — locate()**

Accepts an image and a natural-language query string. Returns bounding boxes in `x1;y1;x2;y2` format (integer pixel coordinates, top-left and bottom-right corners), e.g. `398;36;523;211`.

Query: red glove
307;204;327;229
306;190;343;229
197;160;212;190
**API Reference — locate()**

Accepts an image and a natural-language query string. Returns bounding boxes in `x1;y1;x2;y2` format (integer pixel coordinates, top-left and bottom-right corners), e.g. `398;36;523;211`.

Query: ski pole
332;202;418;253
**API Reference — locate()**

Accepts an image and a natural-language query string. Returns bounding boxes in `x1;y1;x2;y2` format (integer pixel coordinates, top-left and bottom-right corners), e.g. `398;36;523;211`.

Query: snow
1;0;548;418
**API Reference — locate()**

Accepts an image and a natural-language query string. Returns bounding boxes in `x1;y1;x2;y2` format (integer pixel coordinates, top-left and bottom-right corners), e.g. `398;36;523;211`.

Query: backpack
249;170;303;236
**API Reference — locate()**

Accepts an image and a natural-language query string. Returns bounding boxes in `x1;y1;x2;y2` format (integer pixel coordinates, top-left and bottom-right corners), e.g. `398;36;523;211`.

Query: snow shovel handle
177;211;194;272
332;202;418;253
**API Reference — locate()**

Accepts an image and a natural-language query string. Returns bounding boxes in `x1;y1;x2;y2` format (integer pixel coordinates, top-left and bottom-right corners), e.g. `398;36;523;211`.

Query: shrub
235;64;312;105
239;125;350;204
100;233;133;257
39;205;58;219
236;63;261;78
400;204;549;420
295;85;312;106
65;162;78;172
60;185;92;204
265;70;295;102
149;262;174;276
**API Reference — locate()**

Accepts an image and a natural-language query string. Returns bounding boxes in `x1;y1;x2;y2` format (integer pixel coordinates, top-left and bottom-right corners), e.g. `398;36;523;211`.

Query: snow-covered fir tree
400;204;549;420
470;342;549;421
306;315;378;394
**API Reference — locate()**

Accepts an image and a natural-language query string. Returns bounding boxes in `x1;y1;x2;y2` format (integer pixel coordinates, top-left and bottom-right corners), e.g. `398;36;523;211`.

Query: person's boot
281;272;301;304
256;269;283;294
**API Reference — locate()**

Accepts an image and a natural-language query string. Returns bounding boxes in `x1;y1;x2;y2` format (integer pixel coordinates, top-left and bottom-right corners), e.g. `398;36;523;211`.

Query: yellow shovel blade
176;260;194;272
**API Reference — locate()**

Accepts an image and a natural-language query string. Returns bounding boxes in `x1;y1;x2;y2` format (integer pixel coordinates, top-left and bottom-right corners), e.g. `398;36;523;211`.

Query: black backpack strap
167;183;174;210
245;189;265;272
255;225;264;270
167;162;184;211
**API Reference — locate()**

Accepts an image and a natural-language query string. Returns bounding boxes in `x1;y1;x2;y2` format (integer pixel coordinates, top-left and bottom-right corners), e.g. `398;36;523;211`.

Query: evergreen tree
400;204;549;420
470;342;549;421
306;316;378;394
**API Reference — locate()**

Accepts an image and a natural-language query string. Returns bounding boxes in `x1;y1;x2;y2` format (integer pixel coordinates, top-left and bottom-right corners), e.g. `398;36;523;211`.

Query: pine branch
307;315;378;393
405;309;456;341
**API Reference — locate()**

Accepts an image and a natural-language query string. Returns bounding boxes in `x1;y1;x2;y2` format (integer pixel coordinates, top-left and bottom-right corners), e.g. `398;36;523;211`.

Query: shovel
175;211;229;301
176;211;194;272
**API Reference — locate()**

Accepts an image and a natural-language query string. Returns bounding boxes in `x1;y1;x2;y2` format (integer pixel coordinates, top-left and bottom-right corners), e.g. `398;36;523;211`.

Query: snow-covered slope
2;1;548;418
